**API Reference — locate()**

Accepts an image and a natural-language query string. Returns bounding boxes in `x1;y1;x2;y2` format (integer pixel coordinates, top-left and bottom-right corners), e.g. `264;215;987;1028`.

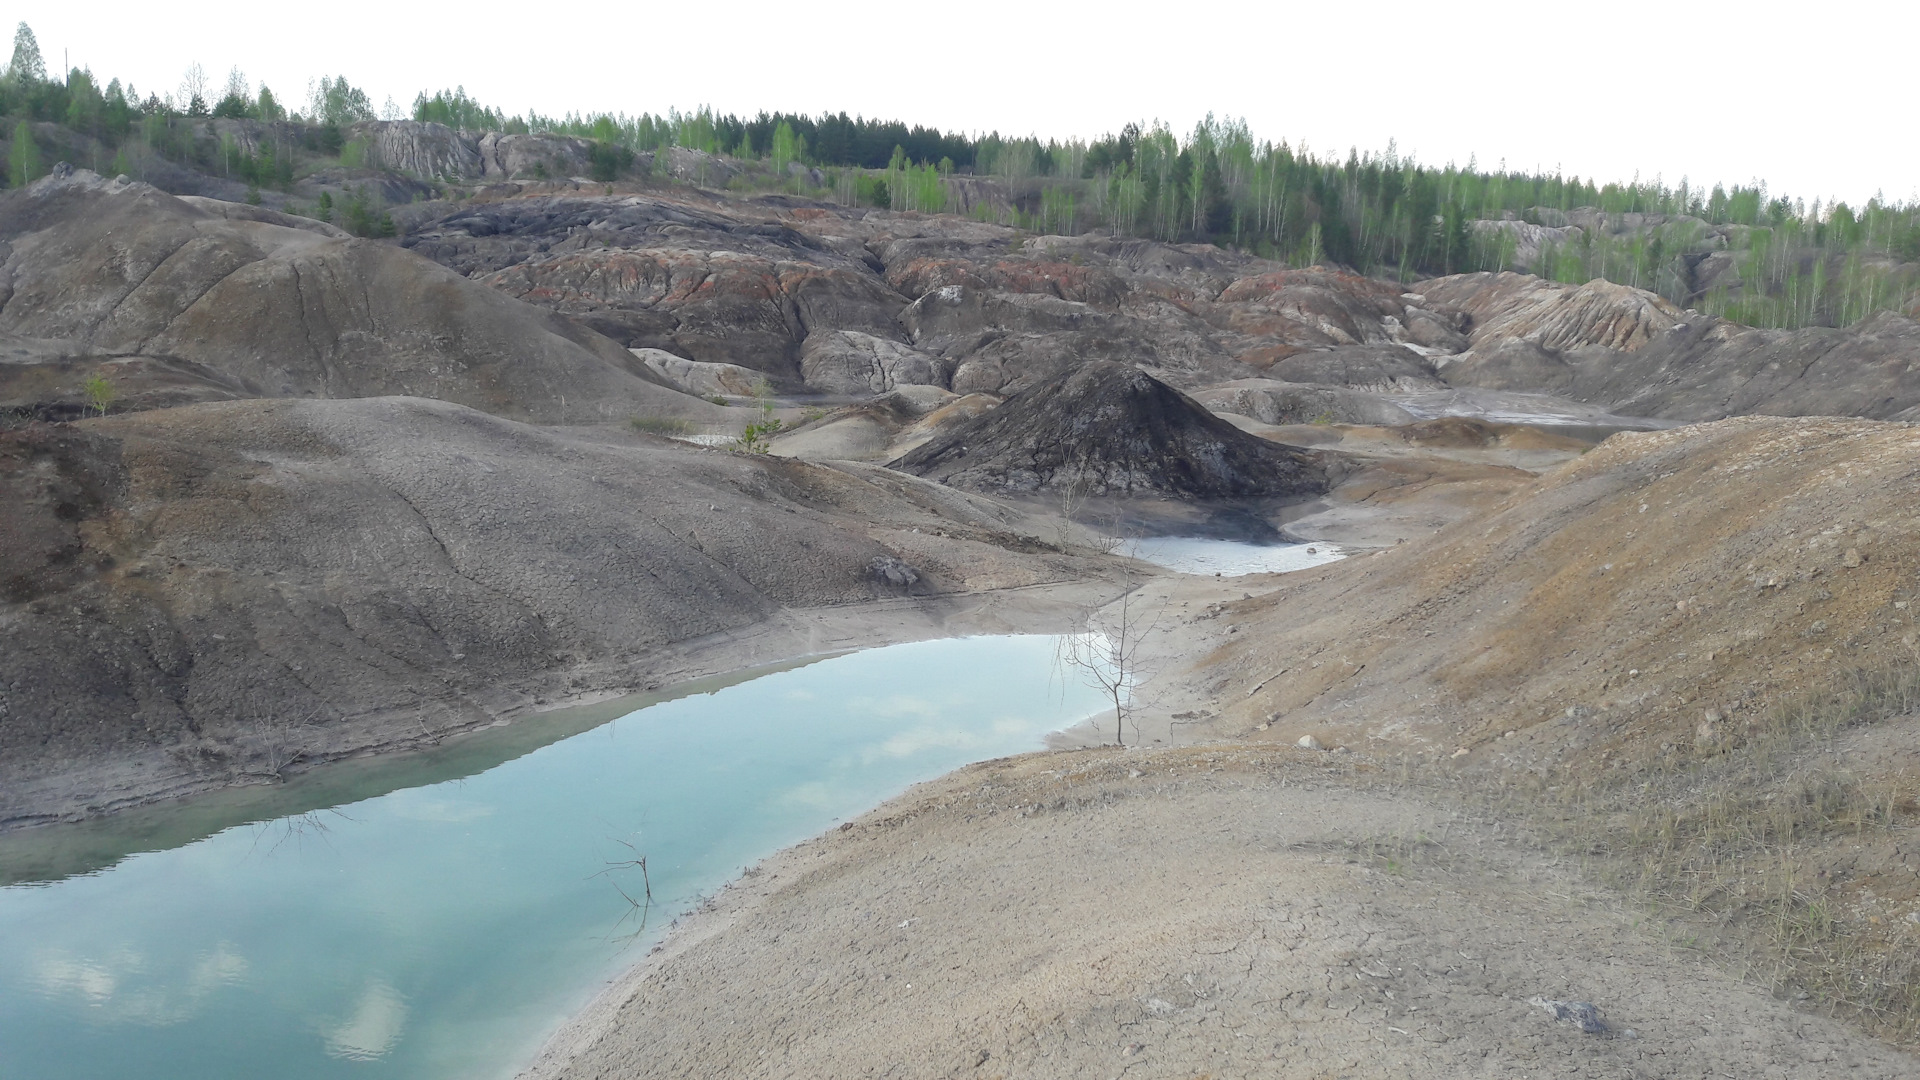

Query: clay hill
0;168;721;425
889;362;1330;498
384;181;1920;425
11;166;1920;435
0;396;1107;826
1201;414;1920;756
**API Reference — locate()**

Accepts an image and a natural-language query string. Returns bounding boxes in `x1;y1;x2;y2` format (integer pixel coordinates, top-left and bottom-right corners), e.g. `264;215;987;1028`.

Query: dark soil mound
889;362;1330;498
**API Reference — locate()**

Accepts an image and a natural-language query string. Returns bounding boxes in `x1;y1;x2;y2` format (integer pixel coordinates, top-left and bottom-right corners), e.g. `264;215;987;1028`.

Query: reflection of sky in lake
1123;536;1347;577
0;635;1109;1080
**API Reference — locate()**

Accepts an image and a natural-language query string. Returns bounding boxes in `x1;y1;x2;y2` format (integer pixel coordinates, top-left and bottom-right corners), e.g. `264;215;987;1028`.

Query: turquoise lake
0;635;1113;1080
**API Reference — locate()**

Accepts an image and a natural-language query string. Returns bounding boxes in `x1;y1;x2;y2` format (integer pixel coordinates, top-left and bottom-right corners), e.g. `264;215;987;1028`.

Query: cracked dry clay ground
523;747;1919;1079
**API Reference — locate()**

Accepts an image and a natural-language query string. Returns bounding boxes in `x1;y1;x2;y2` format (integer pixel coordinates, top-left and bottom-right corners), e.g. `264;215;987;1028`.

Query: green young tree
734;379;784;452
81;374;115;416
769;120;800;176
9;120;40;187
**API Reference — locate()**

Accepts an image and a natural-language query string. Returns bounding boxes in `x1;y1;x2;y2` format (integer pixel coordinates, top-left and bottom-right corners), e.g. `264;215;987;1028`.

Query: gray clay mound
889;361;1330;498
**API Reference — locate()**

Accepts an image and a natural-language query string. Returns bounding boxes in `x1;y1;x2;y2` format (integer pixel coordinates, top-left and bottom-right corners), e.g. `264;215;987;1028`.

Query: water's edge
0;654;837;887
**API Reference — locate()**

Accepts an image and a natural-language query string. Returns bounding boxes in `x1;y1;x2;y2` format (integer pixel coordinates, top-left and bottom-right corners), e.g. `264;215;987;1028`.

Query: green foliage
629;416;696;437
734;381;784;453
63;69;102;134
8;119;40;187
412;87;506;131
735;417;782;453
306;123;345;157
5;22;44;85
588;140;631;182
340;185;394;237
770;120;801;175
315;190;334;224
1038;186;1076;234
0;23;1914;330
81;373;115;416
308;75;374;125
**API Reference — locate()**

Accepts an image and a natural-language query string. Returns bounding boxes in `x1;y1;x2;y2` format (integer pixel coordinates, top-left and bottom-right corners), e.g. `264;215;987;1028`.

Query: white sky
25;0;1919;208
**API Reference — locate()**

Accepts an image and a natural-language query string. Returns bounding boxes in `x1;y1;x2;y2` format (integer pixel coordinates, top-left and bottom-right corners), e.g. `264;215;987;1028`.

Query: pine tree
4;22;43;85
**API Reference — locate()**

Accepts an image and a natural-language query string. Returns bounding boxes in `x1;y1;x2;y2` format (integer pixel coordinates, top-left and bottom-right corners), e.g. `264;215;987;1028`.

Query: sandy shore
521;743;1919;1079
517;551;1920;1078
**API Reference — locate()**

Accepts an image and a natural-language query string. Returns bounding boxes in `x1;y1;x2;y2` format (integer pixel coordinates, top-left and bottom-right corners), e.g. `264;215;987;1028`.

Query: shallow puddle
1121;535;1346;576
0;635;1112;1080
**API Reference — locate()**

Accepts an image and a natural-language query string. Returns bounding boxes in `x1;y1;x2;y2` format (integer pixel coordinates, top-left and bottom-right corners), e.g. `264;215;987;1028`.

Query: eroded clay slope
0;396;1095;825
399;191;1472;397
1191;415;1919;760
0;169;717;423
1422;271;1920;420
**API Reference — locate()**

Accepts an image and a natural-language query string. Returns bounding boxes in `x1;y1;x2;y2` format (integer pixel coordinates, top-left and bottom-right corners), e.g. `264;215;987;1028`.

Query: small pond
1122;536;1347;577
0;635;1113;1080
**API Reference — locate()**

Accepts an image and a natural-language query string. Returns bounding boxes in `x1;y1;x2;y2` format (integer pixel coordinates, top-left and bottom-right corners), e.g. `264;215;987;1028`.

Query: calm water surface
0;635;1111;1080
1123;536;1346;576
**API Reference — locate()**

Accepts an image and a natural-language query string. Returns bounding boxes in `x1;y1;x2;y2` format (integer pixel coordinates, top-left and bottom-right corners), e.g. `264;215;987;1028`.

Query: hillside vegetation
2;22;1915;332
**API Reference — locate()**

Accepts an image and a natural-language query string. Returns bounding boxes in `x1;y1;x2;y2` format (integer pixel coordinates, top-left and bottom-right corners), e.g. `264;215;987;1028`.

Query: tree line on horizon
3;21;1916;331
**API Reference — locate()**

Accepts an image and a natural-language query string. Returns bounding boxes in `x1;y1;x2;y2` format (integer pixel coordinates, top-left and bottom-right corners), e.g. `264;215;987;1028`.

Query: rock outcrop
800;330;946;395
890;362;1330;498
631;350;768;398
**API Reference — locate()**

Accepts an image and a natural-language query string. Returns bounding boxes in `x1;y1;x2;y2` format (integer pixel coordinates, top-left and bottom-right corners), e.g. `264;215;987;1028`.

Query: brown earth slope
0;396;1106;827
1193;415;1920;754
0;169;718;424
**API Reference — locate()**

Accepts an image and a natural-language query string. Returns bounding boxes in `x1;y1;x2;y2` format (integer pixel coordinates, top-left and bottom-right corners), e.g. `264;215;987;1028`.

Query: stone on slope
889;361;1330;498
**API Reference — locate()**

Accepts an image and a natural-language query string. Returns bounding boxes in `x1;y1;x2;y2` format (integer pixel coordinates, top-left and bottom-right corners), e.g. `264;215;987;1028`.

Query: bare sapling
598;837;656;945
1057;562;1164;746
1053;452;1124;555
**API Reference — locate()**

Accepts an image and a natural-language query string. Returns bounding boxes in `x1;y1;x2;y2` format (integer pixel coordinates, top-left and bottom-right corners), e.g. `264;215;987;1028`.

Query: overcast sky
26;0;1919;208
